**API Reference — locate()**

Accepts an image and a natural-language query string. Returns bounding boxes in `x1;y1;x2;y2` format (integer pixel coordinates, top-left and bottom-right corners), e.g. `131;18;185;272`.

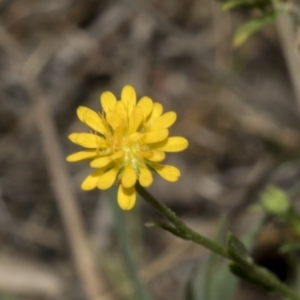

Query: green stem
135;183;300;300
253;266;300;300
135;182;231;259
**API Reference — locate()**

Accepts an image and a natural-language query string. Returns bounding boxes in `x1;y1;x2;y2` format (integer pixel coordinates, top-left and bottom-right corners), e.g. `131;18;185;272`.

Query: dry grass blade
15;38;111;300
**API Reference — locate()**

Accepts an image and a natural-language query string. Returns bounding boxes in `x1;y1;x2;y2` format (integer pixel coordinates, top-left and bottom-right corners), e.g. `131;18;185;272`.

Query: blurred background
0;0;300;299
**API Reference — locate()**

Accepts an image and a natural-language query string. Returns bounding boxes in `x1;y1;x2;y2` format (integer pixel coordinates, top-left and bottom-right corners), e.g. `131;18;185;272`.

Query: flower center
103;118;151;175
121;135;141;168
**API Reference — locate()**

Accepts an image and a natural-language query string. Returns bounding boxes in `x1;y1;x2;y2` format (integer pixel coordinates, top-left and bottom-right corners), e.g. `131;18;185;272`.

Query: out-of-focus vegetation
221;0;294;47
0;0;299;299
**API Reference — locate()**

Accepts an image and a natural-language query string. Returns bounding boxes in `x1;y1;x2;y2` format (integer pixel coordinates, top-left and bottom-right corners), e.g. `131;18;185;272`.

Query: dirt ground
0;0;299;299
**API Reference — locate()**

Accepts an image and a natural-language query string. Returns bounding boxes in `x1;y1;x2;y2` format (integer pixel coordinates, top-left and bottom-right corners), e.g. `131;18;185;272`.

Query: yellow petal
143;128;169;144
147;102;163;125
130;132;144;142
143;150;165;162
81;169;103;190
121;85;136;114
68;133;107;148
122;165;137;188
82;109;108;134
139;167;153;187
155;137;188;152
66;150;97;162
90;151;123;168
151;112;177;130
106;111;121;130
77;106;89;122
137;96;153;118
101;91;117;113
155;165;181;182
97;167;119;190
90;157;110;168
117;185;136;210
129;107;143;133
115;100;127;121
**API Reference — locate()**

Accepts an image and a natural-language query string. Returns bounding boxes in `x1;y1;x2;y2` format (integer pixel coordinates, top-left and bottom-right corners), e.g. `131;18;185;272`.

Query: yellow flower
66;85;188;210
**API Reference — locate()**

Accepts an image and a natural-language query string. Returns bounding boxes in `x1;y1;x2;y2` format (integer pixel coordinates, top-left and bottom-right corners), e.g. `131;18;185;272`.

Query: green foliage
279;241;300;255
138;183;300;300
260;185;290;215
188;257;238;300
259;185;300;236
184;216;238;300
109;188;151;300
184;215;265;300
227;232;253;264
229;262;276;291
221;0;282;47
222;0;270;11
233;12;280;47
0;294;14;300
145;221;187;239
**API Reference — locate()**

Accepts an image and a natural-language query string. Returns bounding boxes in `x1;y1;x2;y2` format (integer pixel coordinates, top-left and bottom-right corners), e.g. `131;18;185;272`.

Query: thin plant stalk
135;182;300;300
135;182;230;259
110;188;151;300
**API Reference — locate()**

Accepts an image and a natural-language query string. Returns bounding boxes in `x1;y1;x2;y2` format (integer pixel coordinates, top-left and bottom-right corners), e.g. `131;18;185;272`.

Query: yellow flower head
66;85;188;210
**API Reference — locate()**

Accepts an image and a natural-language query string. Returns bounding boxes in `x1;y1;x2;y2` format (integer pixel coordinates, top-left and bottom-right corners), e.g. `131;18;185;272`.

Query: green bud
260;186;290;215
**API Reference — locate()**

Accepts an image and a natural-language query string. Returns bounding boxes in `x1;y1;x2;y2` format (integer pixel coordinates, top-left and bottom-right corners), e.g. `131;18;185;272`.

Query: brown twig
275;11;300;111
0;23;110;300
29;90;105;300
24;43;110;300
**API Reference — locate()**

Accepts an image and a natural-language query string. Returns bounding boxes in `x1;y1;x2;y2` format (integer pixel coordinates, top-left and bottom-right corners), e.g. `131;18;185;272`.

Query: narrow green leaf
227;232;253;264
279;241;300;255
294;263;300;294
202;216;229;299
184;267;198;300
184;216;230;300
210;266;238;300
145;221;186;239
185;215;238;300
222;0;270;11
110;188;151;300
233;12;280;48
284;208;300;235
